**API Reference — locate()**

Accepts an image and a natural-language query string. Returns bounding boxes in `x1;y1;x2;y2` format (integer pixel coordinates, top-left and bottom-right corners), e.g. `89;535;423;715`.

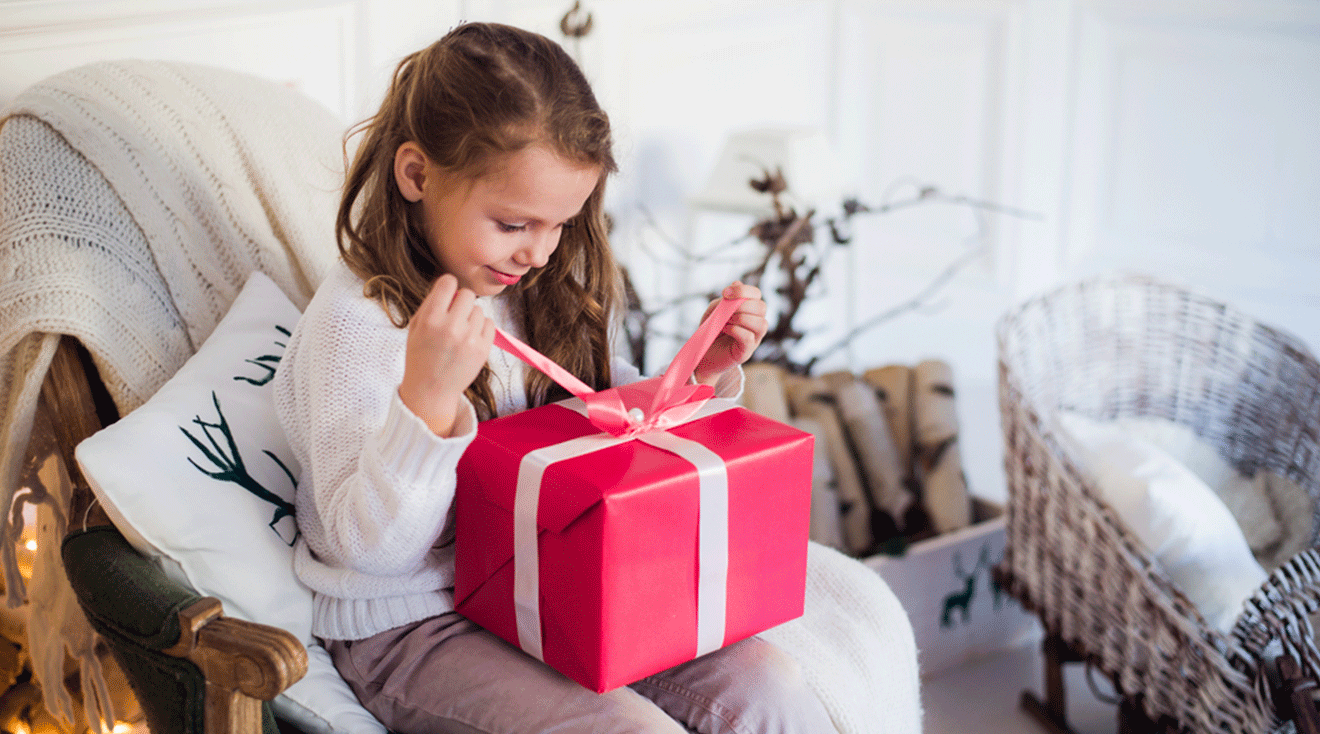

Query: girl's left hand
693;281;769;386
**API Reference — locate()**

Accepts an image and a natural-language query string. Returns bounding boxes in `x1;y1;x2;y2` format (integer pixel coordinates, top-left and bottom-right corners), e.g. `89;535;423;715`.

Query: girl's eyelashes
497;220;575;232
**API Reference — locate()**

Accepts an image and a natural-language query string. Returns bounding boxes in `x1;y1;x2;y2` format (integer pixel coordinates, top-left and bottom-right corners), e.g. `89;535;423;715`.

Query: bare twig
803;240;989;372
620;173;1041;374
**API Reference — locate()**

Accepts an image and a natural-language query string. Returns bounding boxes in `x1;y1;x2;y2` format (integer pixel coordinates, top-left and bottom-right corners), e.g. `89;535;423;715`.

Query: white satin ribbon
513;399;735;662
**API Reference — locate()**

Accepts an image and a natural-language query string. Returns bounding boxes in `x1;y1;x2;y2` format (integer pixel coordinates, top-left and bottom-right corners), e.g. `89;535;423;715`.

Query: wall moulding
0;0;359;118
0;0;353;37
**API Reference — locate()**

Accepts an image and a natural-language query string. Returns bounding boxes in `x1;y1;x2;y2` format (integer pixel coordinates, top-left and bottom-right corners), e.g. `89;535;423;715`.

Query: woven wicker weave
997;274;1320;733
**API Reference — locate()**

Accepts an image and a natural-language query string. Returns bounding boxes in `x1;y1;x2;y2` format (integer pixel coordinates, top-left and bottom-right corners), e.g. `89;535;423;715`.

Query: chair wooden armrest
164;598;308;734
44;336;307;734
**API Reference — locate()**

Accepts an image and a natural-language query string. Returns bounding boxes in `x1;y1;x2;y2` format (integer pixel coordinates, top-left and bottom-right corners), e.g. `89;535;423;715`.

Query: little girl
273;22;833;734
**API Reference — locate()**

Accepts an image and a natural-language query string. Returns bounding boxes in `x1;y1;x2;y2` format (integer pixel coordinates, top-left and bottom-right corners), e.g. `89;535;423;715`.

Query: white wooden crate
863;498;1040;677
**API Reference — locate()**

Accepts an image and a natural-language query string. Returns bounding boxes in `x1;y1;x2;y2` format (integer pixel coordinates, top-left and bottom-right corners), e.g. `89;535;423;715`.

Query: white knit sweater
274;260;745;640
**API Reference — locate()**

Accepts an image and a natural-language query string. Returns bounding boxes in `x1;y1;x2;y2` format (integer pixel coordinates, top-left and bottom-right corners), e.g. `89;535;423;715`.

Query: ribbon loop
493;297;746;437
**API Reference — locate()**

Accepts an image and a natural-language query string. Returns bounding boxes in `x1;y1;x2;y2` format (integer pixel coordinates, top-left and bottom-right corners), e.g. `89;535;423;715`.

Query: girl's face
396;142;601;297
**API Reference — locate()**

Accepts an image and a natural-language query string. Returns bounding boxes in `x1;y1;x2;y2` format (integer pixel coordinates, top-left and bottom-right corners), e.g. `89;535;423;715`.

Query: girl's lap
327;613;830;734
328;613;686;733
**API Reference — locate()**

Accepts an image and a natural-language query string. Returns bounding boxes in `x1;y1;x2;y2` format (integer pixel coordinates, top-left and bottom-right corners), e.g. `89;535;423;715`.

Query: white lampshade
692;127;846;216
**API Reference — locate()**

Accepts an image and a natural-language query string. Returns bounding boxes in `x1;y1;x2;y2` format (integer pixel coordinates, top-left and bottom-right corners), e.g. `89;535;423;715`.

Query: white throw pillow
1056;411;1268;632
75;271;384;733
1112;416;1282;555
1254;471;1315;571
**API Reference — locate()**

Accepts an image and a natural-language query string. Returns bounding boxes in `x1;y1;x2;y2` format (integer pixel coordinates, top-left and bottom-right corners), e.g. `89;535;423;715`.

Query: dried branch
620;171;1041;375
802;237;989;373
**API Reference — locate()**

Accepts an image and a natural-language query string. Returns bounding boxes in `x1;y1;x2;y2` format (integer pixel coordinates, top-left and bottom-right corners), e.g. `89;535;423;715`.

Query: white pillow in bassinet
1111;416;1282;556
1056;411;1267;632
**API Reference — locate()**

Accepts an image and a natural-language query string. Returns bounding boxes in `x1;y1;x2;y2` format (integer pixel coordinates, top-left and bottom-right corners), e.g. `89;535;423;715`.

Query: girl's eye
496;221;527;233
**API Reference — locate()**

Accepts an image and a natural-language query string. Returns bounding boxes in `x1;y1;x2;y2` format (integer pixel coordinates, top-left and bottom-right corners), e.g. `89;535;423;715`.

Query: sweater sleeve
274;267;474;579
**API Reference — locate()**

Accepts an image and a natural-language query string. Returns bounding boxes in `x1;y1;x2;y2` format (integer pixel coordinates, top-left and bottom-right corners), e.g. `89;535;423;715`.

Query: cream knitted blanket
0;60;344;729
763;542;922;733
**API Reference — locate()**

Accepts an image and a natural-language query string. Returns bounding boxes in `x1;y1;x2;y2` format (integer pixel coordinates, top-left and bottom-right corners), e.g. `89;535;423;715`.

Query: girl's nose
515;231;559;268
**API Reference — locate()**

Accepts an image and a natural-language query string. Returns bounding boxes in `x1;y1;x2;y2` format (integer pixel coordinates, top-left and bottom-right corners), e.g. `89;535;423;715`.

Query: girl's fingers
448;284;477;316
728;323;760;347
429;273;459;305
705;285;766;322
737;299;768;319
726;312;769;337
415;275;455;324
722;281;761;301
465;298;487;326
739;300;770;320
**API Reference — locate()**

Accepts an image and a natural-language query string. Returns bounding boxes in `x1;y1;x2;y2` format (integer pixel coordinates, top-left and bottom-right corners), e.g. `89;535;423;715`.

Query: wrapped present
454;299;813;692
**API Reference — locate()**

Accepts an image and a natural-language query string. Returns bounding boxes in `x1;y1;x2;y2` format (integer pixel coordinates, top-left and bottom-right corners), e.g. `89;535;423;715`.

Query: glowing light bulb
112;723;133;734
25;540;36;552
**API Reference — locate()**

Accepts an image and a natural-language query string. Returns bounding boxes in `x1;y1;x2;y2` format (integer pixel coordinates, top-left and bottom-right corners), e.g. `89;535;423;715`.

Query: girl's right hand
398;274;495;437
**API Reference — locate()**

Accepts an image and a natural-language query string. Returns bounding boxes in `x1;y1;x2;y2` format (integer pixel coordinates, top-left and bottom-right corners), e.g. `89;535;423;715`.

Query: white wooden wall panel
357;0;466;119
0;0;469;122
0;1;361;121
615;0;839;361
1064;2;1320;347
827;1;1025;378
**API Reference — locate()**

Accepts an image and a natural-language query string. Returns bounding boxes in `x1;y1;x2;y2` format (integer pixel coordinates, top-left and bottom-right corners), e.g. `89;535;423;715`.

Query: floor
923;637;1121;734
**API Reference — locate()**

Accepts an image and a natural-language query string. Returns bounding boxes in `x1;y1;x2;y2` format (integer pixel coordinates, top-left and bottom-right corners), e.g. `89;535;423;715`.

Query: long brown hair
337;22;621;418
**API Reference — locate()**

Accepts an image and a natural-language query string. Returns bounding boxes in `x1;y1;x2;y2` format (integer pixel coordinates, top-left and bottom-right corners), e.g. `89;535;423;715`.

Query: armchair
46;335;304;734
1;59;920;734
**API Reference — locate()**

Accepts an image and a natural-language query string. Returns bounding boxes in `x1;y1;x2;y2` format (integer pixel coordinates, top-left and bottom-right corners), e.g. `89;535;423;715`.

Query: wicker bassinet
997;274;1320;732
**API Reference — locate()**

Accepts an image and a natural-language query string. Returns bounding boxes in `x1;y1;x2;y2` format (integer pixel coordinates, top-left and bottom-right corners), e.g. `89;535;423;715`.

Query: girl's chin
456;272;508;295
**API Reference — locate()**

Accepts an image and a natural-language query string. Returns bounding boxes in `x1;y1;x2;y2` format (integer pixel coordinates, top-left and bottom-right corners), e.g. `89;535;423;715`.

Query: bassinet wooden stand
999;567;1318;734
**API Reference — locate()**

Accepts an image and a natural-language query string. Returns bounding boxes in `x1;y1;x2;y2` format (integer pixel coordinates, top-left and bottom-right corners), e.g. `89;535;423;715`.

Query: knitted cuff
376;390;476;486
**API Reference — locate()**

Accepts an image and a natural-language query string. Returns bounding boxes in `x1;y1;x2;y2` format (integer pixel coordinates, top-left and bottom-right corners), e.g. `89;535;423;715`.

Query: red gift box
453;300;813;692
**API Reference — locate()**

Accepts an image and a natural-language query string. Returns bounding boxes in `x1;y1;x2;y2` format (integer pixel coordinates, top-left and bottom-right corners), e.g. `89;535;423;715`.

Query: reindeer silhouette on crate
866;507;1038;676
940;544;1011;628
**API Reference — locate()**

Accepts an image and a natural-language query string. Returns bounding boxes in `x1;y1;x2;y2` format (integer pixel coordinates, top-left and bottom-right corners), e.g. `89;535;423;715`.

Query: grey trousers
326;612;834;734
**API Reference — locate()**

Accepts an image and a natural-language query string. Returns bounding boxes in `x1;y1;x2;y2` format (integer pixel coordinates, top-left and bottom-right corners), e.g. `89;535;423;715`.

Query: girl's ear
394;142;428;203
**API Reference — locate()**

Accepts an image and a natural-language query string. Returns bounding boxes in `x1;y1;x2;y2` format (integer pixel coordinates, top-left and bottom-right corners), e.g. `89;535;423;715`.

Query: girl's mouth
489;267;521;286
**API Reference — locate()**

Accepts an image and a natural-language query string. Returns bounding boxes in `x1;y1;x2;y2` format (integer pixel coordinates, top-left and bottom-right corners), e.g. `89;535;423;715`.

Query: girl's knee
636;638;832;733
743;638;807;689
739;641;832;732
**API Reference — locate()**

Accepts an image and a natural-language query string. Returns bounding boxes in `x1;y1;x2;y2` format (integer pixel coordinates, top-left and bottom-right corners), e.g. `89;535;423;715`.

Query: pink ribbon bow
493;297;745;437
